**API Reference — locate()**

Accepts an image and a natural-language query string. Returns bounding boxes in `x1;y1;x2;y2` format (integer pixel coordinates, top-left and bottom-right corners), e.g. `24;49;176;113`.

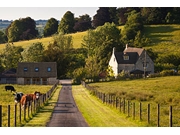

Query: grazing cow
20;91;41;109
13;92;24;104
5;85;16;92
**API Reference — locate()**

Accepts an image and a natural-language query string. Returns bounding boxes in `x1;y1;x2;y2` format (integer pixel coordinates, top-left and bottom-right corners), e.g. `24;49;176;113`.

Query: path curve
46;79;89;127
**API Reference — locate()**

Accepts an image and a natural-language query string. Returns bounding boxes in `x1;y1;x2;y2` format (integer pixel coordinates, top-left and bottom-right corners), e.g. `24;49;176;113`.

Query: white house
109;44;154;77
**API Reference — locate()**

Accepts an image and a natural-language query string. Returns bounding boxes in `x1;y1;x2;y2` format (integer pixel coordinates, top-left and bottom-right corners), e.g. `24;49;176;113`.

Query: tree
21;42;44;62
52;34;73;51
43;18;58;37
92;7;112;28
121;10;144;43
73;14;92;32
82;22;123;75
0;31;7;43
58;11;75;34
0;43;23;69
6;17;38;42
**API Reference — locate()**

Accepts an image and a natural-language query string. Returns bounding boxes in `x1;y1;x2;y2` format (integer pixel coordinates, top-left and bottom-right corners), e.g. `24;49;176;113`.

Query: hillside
1;24;180;55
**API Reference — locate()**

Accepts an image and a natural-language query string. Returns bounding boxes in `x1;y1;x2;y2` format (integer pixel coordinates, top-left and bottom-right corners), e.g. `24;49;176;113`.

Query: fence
81;81;180;127
0;81;59;127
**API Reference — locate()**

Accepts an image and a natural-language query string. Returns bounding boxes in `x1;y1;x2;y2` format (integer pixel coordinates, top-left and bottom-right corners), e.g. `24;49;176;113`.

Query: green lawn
87;76;180;127
72;85;148;127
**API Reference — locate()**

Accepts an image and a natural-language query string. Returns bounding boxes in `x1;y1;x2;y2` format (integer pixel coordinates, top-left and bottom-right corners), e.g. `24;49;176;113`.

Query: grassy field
72;85;148;127
0;84;57;127
86;76;180;127
0;31;86;50
1;24;180;55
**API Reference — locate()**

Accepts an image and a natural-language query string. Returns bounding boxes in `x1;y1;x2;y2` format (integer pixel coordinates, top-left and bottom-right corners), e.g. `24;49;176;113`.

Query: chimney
113;47;115;54
126;44;128;49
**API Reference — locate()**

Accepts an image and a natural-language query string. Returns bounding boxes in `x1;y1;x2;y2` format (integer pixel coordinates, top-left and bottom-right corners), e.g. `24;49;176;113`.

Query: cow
13;92;24;104
20;91;41;109
5;85;16;92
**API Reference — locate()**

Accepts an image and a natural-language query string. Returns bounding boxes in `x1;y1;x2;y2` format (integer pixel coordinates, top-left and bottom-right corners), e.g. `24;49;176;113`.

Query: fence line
81;81;177;127
0;81;59;127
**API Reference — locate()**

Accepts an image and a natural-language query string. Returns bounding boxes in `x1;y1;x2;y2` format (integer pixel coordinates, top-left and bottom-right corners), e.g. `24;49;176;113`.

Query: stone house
109;44;154;77
16;62;57;85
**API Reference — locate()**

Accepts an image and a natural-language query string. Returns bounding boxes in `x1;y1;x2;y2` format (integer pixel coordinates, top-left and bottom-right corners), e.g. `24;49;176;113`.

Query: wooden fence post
14;104;17;127
157;104;160;127
8;105;10;127
19;104;21;124
139;102;142;121
127;100;130;117
132;102;135;120
0;105;2;127
116;97;118;109
147;104;150;124
169;106;172;127
24;105;26;121
119;98;121;112
123;98;125;114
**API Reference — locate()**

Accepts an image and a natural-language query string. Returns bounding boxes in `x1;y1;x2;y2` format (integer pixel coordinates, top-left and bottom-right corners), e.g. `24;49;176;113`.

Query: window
35;67;39;72
123;55;129;60
47;67;51;72
24;67;28;72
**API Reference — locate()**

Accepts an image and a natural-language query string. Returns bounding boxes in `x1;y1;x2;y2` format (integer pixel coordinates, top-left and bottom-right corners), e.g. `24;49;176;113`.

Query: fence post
24;105;26;121
127;100;130;117
157;104;160;127
132;102;135;120
119;98;121;112
123;98;125;114
8;105;10;127
116;97;118;109
0;105;2;127
139;102;142;121
19;104;21;124
169;106;172;127
14;104;17;127
147;104;150;125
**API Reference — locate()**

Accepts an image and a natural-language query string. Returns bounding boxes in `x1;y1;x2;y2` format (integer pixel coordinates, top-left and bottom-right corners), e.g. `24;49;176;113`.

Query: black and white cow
13;92;24;104
5;85;16;92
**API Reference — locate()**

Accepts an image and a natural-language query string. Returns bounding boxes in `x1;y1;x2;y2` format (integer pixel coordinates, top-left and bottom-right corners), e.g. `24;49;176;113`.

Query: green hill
1;24;180;56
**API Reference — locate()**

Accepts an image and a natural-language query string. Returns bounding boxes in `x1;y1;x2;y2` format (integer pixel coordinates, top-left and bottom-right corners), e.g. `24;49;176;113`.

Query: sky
1;0;180;21
0;7;99;21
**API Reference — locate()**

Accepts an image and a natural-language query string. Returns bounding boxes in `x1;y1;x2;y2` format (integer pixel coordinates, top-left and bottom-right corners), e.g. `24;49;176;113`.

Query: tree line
1;7;180;83
1;7;180;43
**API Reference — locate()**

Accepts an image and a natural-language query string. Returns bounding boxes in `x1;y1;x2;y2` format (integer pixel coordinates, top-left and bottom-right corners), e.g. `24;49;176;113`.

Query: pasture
86;76;180;126
0;84;55;127
0;31;86;50
72;85;147;127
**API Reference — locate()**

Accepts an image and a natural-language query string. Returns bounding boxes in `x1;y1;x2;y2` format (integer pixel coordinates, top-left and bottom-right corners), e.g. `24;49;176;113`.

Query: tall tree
58;11;75;34
82;22;123;75
121;10;144;42
73;14;92;32
0;31;7;43
92;7;111;28
6;17;38;42
21;42;44;62
0;43;23;69
43;18;58;37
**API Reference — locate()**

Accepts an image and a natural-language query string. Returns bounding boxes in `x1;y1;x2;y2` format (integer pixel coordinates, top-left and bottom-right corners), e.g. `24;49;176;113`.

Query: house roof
16;62;57;78
114;52;139;64
124;47;144;56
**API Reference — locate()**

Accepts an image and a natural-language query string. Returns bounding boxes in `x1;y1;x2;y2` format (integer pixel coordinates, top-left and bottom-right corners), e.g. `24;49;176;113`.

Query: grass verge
72;85;148;127
22;85;61;127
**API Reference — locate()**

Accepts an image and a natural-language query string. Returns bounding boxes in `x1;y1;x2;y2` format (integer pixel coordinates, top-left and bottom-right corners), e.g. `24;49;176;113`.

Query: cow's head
34;91;41;100
13;92;24;104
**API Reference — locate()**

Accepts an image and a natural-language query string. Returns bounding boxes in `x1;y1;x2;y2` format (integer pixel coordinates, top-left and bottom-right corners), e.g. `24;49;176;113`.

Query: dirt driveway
46;79;89;127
